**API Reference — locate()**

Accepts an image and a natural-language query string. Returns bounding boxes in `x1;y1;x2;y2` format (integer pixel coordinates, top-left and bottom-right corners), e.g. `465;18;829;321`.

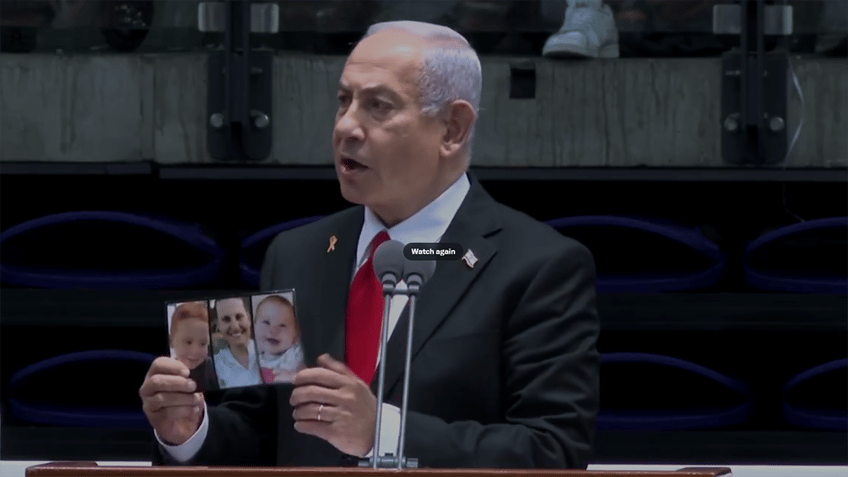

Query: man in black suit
140;20;599;469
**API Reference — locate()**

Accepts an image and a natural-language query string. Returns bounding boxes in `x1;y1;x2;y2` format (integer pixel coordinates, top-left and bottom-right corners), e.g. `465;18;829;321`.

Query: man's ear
440;100;476;158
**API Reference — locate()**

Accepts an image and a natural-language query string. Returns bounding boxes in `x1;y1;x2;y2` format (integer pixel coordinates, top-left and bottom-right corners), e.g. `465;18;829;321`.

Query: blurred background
0;0;846;465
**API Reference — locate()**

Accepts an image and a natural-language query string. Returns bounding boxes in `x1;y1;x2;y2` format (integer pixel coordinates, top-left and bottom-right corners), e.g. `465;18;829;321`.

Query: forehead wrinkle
346;31;425;87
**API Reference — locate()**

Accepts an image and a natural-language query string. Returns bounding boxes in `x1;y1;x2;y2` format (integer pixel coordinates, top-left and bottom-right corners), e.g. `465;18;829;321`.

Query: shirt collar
356;173;470;268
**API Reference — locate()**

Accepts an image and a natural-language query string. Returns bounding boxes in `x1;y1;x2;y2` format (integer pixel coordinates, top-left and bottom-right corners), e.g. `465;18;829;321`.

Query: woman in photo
212;296;262;389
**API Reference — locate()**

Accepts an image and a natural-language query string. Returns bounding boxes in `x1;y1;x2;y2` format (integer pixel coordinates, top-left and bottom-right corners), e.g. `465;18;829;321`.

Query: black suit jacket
154;174;599;468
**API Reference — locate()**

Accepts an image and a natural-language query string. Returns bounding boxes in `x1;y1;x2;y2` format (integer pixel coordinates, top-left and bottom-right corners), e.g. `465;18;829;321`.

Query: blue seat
239;216;325;287
783;358;848;430
545;216;727;293
8;350;157;428
744;217;848;294
597;352;753;430
0;211;226;289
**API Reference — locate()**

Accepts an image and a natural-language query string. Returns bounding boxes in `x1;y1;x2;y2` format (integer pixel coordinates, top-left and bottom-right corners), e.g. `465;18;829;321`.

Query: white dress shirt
213;340;262;389
157;173;470;463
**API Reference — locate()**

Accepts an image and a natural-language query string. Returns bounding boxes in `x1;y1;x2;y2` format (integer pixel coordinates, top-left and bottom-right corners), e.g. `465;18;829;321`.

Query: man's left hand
290;353;377;457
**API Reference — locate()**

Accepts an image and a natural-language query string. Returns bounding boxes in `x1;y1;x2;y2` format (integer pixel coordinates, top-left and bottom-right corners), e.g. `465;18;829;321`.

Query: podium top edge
25;464;732;477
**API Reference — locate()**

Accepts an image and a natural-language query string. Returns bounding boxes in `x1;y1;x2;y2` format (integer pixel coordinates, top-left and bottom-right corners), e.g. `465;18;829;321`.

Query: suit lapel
275;208;364;467
372;176;502;398
297;208;363;366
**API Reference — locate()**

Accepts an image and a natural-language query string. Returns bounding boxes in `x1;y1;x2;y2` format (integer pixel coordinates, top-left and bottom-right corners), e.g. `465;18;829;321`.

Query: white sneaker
543;0;619;58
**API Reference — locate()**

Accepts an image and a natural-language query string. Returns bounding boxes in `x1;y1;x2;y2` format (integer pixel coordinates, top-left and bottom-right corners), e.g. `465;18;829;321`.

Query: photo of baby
167;301;219;392
251;291;305;384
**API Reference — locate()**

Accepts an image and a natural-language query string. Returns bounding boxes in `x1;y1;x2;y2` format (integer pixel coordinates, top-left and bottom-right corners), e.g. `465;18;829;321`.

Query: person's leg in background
541;0;620;58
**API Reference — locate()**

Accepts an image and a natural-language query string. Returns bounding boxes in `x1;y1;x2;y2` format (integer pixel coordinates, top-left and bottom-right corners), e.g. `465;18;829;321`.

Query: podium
26;462;733;477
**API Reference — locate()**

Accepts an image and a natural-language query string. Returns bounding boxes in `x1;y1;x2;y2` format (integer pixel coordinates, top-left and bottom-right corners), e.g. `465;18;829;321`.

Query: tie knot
369;231;390;259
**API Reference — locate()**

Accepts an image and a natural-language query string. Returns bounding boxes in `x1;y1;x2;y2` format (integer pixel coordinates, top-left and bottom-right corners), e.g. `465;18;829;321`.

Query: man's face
216;298;251;348
333;31;447;224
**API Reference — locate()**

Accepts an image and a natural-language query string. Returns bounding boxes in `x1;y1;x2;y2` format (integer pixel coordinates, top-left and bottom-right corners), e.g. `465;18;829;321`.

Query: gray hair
360;21;482;161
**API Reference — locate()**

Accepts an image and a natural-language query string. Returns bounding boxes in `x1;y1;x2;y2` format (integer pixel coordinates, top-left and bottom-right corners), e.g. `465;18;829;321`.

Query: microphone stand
370;282;395;469
359;283;419;469
395;282;420;469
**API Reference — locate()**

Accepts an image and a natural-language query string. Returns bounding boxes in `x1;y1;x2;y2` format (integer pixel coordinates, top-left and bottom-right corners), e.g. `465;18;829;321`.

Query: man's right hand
139;357;205;446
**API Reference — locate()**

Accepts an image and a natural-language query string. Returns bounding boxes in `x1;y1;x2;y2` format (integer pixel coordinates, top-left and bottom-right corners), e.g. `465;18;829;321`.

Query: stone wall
2;53;844;167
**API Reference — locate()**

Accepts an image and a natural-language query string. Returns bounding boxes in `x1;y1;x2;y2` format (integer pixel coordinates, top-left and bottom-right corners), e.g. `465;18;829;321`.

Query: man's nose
334;110;364;142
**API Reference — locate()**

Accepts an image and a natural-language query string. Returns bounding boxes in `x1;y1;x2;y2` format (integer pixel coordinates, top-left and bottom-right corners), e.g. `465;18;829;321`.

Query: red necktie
345;230;391;384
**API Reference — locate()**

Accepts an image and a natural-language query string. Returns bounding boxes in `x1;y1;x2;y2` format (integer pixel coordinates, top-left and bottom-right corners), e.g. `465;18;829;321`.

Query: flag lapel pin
462;249;478;269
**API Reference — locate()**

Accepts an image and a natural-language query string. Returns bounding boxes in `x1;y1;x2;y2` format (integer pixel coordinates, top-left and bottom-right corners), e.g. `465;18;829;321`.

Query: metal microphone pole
395;283;418;469
370;282;395;469
390;259;433;469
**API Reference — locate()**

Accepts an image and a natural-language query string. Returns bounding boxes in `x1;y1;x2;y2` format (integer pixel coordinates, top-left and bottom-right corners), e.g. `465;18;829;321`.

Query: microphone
402;259;436;292
394;257;436;469
373;240;405;288
368;239;406;469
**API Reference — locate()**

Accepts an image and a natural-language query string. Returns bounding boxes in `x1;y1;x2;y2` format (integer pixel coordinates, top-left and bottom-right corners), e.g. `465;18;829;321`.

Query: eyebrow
338;82;399;99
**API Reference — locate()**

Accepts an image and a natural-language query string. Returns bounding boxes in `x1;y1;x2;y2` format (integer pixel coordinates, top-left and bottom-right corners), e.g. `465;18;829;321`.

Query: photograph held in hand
165;290;306;392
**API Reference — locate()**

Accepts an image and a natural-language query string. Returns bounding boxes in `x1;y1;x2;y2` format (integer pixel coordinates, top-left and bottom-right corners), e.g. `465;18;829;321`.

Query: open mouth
267;338;281;346
340;157;368;172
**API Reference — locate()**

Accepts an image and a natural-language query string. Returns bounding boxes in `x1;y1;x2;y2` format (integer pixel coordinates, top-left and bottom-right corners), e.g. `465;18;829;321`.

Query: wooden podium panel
26;462;733;477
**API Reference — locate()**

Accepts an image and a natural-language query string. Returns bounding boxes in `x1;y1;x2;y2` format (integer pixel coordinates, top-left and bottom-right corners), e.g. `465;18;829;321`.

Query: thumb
317;353;354;376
